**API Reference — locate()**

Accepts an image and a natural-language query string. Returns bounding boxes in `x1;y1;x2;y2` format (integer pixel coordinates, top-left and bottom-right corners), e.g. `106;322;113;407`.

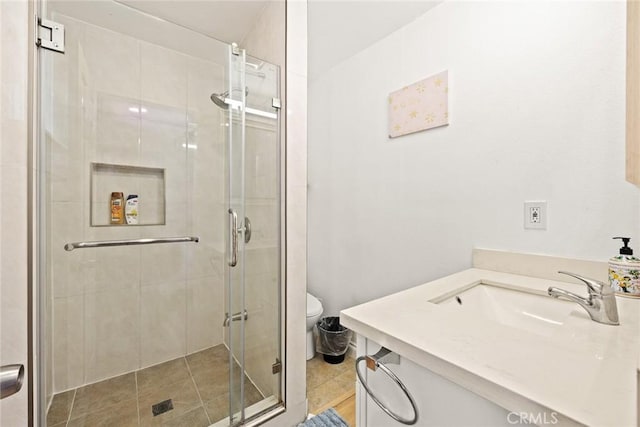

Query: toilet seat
307;293;322;318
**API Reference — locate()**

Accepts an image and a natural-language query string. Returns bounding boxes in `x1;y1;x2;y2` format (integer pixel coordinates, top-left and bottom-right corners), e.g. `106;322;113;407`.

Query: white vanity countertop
340;268;640;427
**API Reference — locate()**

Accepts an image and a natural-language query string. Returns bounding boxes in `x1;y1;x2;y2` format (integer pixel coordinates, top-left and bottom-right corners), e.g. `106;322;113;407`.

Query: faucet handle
558;271;610;296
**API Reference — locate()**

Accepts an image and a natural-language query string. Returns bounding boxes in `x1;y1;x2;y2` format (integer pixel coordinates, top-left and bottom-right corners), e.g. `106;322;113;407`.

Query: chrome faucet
548;271;619;325
222;309;248;327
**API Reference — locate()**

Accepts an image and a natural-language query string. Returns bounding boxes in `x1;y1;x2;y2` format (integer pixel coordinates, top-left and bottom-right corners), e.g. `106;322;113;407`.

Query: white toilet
306;293;323;360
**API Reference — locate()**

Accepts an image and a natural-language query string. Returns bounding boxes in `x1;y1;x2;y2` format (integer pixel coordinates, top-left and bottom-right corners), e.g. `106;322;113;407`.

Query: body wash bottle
110;192;124;225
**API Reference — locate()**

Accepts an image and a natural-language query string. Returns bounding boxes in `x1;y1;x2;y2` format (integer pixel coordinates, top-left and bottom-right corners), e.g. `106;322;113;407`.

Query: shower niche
90;162;166;226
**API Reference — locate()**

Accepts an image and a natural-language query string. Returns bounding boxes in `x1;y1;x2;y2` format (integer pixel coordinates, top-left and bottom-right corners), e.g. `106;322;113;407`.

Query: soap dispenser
608;237;640;297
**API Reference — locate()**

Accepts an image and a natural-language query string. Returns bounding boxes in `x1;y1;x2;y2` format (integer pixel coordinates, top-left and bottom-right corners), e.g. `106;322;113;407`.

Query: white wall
0;1;30;425
307;0;440;79
308;1;639;318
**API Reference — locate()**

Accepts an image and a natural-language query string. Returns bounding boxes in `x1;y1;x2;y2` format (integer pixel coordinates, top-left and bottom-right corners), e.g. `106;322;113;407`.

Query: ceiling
56;0;441;77
308;1;442;79
117;0;270;44
118;0;443;79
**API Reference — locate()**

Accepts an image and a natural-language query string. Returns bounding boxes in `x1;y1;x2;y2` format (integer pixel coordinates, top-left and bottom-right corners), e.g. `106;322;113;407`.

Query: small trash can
315;317;353;364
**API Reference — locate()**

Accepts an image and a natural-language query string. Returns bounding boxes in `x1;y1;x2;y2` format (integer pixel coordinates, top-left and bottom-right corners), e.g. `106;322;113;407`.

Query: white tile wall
140;245;187;286
186;276;224;353
53;295;84;391
93;95;141;166
84;288;140;383
46;14;229;391
82;246;141;296
82;21;141;99
140;42;188;109
51;202;85;298
140;281;187;367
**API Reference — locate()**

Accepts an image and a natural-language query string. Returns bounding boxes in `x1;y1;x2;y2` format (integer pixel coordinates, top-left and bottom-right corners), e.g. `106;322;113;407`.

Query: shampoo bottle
125;194;139;225
110;192;125;225
608;236;640;297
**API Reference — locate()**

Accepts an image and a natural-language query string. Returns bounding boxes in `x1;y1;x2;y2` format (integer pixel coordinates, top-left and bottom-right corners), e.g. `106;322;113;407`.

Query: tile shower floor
46;344;263;427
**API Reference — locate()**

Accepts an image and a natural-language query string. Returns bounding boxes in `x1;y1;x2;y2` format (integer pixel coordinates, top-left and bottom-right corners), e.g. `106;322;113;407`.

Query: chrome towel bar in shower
64;236;199;251
355;347;419;425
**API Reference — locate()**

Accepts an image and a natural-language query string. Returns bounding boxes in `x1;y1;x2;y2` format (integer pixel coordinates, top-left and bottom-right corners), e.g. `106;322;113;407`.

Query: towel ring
355;349;418;425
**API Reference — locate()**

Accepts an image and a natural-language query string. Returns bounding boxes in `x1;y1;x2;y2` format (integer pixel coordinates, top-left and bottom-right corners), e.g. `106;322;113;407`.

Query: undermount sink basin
432;283;578;337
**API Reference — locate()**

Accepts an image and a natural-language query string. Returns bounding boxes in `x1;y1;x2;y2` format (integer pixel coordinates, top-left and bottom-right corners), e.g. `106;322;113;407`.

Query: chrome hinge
272;359;282;374
36;17;65;53
272;98;281;110
231;42;240;56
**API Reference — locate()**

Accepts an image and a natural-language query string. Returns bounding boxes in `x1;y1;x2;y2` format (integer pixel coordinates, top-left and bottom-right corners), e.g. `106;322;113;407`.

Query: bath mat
298;408;349;427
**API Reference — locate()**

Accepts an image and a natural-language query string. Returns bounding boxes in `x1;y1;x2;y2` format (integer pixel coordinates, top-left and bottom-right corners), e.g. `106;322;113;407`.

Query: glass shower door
226;45;248;426
242;54;282;414
224;46;283;425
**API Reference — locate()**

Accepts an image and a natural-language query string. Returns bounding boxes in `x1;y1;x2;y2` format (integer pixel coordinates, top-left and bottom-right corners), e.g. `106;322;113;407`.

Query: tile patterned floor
47;344;263;427
306;353;356;425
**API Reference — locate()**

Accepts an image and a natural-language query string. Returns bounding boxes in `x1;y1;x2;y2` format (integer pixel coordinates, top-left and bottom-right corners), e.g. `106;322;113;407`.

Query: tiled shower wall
45;13;228;393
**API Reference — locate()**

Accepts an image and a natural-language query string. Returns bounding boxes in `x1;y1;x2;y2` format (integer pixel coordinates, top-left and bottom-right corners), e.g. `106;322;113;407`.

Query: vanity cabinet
343;265;638;426
355;336;514;427
627;0;640;184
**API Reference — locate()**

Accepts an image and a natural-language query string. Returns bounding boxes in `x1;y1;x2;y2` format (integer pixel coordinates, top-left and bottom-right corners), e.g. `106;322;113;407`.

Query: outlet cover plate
524;201;547;230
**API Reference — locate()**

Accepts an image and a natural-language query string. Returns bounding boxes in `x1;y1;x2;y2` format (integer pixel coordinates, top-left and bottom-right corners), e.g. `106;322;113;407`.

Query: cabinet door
356;337;511;427
627;0;640;185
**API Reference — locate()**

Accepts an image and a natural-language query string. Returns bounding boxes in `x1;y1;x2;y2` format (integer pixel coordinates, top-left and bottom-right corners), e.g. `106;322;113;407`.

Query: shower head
210;87;249;109
210;92;228;109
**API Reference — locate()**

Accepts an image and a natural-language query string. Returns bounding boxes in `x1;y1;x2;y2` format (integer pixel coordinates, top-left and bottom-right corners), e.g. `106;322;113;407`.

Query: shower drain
152;399;174;416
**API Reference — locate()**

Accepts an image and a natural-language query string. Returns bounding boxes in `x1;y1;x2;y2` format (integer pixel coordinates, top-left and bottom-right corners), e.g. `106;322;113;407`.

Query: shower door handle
229;210;251;266
244;217;251;244
228;208;238;267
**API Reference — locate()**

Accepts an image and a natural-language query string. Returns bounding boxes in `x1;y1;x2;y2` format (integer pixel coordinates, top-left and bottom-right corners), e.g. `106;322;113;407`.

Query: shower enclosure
37;1;284;425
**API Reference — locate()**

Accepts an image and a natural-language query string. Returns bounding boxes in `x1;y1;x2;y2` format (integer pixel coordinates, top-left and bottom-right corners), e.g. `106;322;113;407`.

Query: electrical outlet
530;207;540;223
524;201;547;230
